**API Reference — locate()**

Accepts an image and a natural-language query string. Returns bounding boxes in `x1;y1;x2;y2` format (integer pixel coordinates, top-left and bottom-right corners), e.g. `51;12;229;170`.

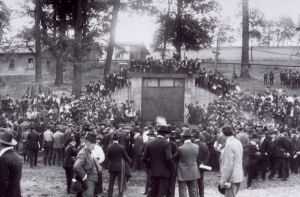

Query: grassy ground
21;163;300;197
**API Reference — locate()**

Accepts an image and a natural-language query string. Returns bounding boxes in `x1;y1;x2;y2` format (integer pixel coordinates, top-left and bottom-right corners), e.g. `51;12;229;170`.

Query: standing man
27;126;40;168
177;129;200;197
219;126;244;197
143;126;175;197
195;133;209;197
0;129;23;197
52;127;65;166
106;134;132;197
43;125;54;166
73;132;98;197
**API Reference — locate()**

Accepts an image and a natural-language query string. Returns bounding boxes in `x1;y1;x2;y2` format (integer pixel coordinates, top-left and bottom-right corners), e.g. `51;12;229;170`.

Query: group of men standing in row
143;125;244;197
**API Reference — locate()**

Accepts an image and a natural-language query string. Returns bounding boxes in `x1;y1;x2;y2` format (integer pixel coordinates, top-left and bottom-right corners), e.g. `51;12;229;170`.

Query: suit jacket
220;136;244;184
0;148;23;197
273;136;292;158
73;147;98;182
106;142;132;174
143;137;175;178
63;144;77;168
53;131;65;149
260;136;272;155
247;142;260;166
27;131;40;151
197;141;210;165
177;141;200;181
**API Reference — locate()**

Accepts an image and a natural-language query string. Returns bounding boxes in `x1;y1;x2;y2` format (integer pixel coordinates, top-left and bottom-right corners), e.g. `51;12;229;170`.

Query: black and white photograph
0;0;300;197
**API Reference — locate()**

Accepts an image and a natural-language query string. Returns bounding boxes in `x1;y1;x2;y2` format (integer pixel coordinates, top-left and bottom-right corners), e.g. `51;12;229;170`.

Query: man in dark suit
106;134;132;197
0;129;23;197
194;132;209;197
259;133;272;181
177;129;200;197
143;126;175;197
246;135;261;188
269;131;292;181
27;127;40;168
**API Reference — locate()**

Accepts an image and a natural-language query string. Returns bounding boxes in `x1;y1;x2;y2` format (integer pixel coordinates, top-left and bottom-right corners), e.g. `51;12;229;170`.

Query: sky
3;0;300;48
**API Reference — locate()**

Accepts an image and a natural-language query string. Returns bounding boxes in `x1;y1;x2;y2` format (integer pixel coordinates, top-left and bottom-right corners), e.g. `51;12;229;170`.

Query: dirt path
22;164;300;197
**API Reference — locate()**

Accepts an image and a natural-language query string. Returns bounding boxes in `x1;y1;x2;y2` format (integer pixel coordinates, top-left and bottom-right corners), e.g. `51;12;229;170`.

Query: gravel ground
21;163;300;197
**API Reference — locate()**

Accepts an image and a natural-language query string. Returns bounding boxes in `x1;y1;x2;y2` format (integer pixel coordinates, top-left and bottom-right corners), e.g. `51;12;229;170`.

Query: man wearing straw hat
0;128;23;197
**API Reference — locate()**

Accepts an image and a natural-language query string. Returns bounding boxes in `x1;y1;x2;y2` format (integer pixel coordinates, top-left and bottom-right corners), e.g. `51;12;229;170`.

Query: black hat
218;185;226;195
147;130;156;137
222;125;234;136
0;128;17;146
85;132;97;144
182;129;192;138
112;134;119;141
157;126;170;135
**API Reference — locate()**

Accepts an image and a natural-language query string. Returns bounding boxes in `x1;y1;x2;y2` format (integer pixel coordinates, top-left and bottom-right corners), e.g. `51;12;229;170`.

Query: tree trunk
104;0;120;78
162;0;172;60
240;0;251;78
72;0;83;97
35;0;42;82
55;57;63;86
175;0;183;60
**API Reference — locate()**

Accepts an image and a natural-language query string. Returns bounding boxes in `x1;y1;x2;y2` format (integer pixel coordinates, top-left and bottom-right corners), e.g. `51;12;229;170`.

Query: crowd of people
2;58;300;197
86;67;129;96
131;58;235;96
195;68;235;95
129;58;201;74
264;71;274;86
280;69;300;89
0;85;299;197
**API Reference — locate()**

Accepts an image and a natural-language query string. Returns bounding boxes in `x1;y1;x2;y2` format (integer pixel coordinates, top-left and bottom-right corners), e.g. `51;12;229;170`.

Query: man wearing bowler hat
143;125;175;197
0;128;23;197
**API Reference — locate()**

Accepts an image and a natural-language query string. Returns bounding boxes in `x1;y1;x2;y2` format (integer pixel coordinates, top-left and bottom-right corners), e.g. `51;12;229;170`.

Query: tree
0;1;10;42
104;0;156;78
104;0;120;78
216;23;236;45
261;20;276;47
213;22;236;68
249;8;266;45
240;0;250;78
153;0;219;60
35;0;42;82
275;16;296;46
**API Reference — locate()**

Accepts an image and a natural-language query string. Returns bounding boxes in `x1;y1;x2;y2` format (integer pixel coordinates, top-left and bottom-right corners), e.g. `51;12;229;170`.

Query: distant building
113;43;150;61
0;42;150;75
0;44;55;75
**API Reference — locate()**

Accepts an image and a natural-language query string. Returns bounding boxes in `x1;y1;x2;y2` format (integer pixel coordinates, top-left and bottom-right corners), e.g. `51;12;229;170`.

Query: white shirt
92;144;105;164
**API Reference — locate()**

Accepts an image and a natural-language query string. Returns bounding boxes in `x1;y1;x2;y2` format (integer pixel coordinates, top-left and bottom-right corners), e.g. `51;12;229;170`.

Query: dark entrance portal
142;78;185;123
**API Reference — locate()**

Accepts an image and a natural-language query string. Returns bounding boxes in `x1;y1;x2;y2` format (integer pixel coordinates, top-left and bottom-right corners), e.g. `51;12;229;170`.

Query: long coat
220;136;244;184
177;141;200;181
0;148;23;197
26;130;40;151
106;142;131;175
73;147;98;182
143;137;175;178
